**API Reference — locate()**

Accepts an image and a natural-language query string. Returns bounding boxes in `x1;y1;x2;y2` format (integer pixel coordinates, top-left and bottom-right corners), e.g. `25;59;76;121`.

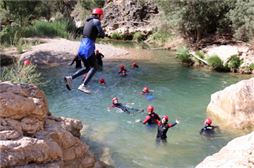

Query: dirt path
19;38;129;66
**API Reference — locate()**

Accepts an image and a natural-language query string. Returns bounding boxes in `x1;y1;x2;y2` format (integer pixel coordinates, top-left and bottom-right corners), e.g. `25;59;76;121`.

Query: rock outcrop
0;81;103;168
102;0;159;38
207;78;254;130
196;131;254;168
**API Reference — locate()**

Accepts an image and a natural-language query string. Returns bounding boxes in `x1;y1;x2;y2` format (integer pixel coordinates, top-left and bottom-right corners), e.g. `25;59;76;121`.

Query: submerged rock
196;131;254;168
207;78;254;130
0;81;106;168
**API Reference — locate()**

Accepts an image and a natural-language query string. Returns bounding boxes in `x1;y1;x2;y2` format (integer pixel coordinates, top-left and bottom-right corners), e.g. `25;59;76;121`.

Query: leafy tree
158;0;236;43
227;0;254;41
2;0;42;26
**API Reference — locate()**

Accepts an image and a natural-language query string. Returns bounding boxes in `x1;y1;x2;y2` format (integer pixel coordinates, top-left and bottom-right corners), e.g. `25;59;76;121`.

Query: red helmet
120;64;125;69
99;78;105;84
147;105;154;113
204;118;212;125
132;62;138;68
162;115;169;121
23;59;31;65
143;86;149;93
112;97;118;103
92;8;104;15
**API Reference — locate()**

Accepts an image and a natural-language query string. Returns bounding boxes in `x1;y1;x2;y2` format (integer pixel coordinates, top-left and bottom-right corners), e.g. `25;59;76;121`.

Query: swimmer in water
200;118;219;137
110;97;143;114
156;115;179;143
118;64;127;77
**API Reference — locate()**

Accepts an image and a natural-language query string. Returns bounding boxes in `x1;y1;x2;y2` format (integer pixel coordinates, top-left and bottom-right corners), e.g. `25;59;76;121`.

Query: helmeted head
204;118;212;125
92;8;104;20
142;86;149;94
96;49;99;54
99;78;105;85
132;62;138;68
23;59;31;65
147;105;154;113
112;97;118;104
119;64;125;70
162;115;169;123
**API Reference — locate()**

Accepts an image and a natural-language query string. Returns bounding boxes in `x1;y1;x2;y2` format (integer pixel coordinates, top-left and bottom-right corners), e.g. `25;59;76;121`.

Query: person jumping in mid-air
156;115;179;143
64;8;105;94
110;97;143;114
200;118;219;137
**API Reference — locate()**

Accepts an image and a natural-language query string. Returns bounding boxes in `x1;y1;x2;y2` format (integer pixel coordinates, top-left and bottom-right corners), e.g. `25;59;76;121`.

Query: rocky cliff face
207;78;254;130
102;0;159;38
196;131;254;168
0;81;104;168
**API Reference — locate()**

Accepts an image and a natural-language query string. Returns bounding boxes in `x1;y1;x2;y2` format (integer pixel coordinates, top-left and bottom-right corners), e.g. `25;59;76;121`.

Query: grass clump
176;47;193;65
133;32;145;42
110;32;123;40
0;61;44;86
207;55;226;71
226;55;242;70
22;19;73;38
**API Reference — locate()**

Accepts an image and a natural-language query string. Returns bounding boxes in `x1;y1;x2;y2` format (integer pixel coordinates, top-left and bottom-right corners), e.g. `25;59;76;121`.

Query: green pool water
40;46;250;168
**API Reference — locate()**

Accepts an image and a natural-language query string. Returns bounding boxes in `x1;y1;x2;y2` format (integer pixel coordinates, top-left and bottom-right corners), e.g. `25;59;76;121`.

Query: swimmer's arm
168;120;179;128
143;116;151;124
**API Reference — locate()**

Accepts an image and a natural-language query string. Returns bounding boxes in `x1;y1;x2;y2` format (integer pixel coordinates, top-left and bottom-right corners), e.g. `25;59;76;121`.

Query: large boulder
207;78;254;130
102;0;159;38
0;82;104;168
196;131;254;168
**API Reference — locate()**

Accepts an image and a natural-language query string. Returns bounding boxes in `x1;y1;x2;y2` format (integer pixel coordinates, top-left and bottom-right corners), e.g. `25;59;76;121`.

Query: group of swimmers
64;7;219;143
109;85;219;143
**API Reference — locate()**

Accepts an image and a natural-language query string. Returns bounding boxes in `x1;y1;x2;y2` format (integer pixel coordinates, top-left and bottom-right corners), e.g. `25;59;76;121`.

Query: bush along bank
176;43;254;74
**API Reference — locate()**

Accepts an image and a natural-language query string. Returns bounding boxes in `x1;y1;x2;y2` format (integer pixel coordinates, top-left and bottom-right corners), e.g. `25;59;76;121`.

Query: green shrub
227;0;254;42
249;63;254;70
176;47;192;64
133;32;145;42
226;55;241;69
0;61;44;86
195;50;206;59
157;0;235;43
207;55;225;71
111;32;123;40
22;19;71;38
148;31;171;45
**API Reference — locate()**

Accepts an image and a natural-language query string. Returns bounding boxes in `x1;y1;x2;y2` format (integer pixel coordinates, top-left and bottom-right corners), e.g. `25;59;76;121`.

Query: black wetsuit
143;112;161;125
200;125;218;137
71;15;105;86
96;52;104;68
70;55;82;69
156;122;177;142
112;103;143;114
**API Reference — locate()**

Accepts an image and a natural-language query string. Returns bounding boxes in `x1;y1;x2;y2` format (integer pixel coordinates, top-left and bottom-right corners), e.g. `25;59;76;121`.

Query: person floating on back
132;62;139;69
156;115;179;143
142;105;161;125
118;64;127;77
95;49;104;71
69;55;82;69
64;8;105;94
200;118;219;137
110;97;143;114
